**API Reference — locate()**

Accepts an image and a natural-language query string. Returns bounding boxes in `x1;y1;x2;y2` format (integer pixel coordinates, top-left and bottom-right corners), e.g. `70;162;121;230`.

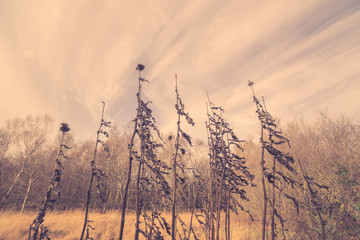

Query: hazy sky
1;0;360;141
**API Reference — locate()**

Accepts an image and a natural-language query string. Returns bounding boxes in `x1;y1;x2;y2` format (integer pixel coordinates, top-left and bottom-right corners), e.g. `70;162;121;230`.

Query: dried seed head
136;64;145;71
248;80;254;86
59;123;70;133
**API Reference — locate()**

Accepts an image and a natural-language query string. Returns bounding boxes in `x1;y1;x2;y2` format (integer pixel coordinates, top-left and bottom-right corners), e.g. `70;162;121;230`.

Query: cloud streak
0;0;359;140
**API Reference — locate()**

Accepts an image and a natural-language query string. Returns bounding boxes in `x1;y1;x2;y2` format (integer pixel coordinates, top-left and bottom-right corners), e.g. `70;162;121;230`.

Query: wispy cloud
0;0;359;140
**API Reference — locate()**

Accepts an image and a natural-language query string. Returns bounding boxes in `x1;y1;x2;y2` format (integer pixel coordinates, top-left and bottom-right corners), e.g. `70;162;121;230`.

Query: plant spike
206;94;253;240
172;74;195;240
120;64;172;240
29;123;71;240
248;81;268;240
134;65;146;240
119;64;144;240
80;102;110;240
249;81;307;240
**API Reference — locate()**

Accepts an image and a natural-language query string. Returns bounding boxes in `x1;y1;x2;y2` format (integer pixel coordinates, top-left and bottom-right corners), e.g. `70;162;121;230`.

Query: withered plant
118;64;146;240
297;158;329;240
188;160;208;240
119;64;172;240
206;95;254;240
171;75;195;240
249;81;300;239
80;102;110;240
248;81;329;240
29;123;71;240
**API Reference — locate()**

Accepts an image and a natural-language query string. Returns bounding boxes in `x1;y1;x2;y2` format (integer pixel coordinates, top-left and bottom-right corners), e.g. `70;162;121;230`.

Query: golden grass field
0;210;261;240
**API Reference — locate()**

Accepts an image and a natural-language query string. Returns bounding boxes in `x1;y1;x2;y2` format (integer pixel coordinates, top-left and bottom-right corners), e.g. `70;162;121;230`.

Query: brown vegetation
0;211;259;240
0;67;359;239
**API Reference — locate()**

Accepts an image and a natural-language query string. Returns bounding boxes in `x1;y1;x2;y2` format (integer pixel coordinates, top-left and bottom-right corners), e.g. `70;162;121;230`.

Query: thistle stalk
80;102;110;240
119;64;144;240
29;123;70;240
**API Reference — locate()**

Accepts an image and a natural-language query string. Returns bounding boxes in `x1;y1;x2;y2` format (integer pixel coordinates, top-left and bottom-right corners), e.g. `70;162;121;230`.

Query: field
0;210;260;240
1;69;359;240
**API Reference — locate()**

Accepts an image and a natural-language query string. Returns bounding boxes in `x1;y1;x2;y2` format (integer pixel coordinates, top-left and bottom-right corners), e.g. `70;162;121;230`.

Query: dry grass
0;210;260;240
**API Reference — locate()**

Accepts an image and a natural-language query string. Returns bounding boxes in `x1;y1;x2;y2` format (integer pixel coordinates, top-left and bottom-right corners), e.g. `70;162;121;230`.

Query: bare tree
0;115;53;209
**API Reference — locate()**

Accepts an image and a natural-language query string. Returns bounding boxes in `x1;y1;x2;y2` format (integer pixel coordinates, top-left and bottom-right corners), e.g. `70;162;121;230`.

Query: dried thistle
80;102;111;240
135;83;172;240
119;64;172;240
249;81;318;240
206;94;253;240
29;123;71;240
59;123;70;133
136;63;145;71
172;74;195;240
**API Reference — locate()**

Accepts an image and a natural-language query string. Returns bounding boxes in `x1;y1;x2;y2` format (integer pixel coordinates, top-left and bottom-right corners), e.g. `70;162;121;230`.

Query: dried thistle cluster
171;75;196;240
249;81;331;240
206;97;254;240
29;123;71;240
21;64;348;240
135;98;172;239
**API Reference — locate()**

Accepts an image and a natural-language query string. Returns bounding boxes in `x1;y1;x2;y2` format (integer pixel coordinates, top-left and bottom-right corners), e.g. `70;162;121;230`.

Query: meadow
0;211;259;240
1;66;359;239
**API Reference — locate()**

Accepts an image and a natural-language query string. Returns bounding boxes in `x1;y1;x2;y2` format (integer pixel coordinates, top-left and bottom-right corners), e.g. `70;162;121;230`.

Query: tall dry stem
29;123;70;240
80;102;110;240
119;64;144;240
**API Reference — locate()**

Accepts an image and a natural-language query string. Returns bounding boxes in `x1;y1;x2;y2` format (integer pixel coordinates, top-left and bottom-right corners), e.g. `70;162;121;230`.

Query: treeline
1;113;359;238
0;115;205;212
0;67;359;239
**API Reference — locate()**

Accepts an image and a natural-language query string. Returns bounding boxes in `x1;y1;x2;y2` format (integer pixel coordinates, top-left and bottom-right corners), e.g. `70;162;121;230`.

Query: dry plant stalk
248;81;322;239
119;64;145;240
120;64;172;240
134;67;171;240
29;123;70;240
206;95;254;240
80;102;110;240
188;162;207;240
171;74;195;240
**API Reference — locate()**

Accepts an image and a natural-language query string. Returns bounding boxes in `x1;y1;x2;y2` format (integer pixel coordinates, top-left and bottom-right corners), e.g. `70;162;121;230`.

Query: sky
1;0;360;141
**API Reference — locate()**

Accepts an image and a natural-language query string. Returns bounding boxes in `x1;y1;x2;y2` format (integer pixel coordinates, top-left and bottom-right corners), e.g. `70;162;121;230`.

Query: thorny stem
262;96;276;240
118;117;137;240
119;67;143;240
134;161;143;240
206;100;215;240
215;112;228;240
249;83;268;240
80;102;106;240
271;156;276;240
134;68;144;240
172;74;181;240
187;167;198;240
29;124;69;240
206;93;230;240
216;152;226;240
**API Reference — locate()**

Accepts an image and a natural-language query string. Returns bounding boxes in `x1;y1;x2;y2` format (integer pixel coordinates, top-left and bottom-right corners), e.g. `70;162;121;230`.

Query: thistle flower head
59;123;70;133
136;64;145;71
